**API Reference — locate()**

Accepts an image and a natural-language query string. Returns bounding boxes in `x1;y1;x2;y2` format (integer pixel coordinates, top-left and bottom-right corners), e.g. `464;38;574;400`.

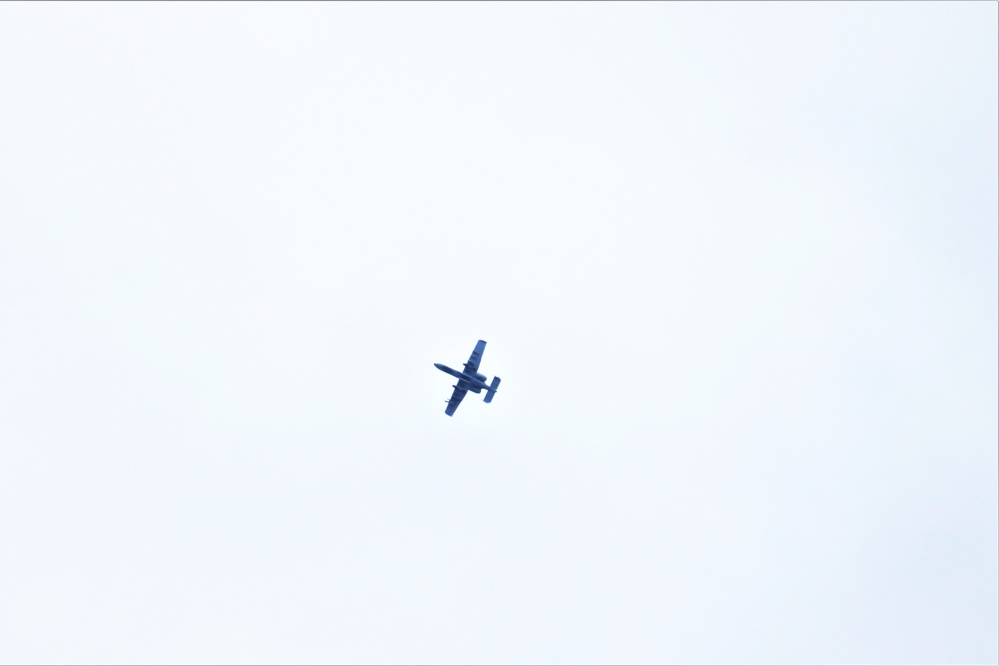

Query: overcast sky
0;3;996;664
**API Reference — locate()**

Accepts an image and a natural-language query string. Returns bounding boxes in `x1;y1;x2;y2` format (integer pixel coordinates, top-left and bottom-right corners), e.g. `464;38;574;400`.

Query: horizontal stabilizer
483;376;501;403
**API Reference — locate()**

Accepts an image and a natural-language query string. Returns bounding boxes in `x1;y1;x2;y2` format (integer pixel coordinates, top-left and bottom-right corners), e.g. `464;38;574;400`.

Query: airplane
434;339;501;417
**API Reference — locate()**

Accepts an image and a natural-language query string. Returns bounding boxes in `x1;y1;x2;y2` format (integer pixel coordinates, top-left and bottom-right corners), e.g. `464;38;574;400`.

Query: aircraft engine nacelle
469;371;487;394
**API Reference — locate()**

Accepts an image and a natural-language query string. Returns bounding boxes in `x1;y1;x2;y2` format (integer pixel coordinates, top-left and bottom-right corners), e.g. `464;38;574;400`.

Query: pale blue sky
0;3;996;664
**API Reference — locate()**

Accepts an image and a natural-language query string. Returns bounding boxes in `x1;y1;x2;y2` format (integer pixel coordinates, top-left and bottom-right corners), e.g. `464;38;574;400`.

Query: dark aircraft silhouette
434;340;501;416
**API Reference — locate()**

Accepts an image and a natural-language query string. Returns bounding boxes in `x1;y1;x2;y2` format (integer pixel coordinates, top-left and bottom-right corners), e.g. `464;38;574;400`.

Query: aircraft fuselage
434;363;490;393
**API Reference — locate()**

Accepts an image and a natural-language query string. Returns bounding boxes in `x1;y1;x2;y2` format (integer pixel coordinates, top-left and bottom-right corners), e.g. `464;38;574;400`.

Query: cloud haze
0;3;996;664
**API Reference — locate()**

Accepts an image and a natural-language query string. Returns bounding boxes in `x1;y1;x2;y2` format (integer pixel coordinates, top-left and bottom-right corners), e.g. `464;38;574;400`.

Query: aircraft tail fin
484;377;501;403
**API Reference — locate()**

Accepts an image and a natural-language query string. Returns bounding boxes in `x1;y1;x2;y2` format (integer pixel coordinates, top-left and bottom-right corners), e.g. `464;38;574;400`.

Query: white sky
0;2;996;664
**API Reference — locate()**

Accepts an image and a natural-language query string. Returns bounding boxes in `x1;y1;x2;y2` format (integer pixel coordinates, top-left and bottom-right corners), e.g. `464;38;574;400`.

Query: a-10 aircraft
434;339;501;416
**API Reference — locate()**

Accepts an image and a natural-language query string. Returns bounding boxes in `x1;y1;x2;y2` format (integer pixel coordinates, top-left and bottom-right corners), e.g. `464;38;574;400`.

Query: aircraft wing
444;386;467;416
463;340;487;374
